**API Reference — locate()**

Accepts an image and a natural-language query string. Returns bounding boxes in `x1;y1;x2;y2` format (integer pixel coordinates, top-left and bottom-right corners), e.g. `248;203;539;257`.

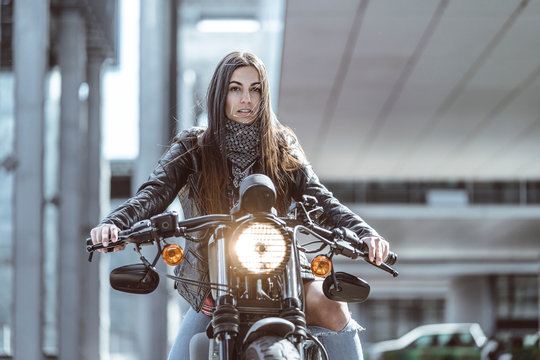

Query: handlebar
86;211;398;277
176;214;232;229
334;227;397;265
305;224;398;277
85;226;151;253
86;212;232;253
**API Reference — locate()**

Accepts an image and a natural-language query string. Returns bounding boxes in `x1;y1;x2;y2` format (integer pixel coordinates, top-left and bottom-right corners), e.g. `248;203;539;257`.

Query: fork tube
215;226;228;298
281;243;307;358
213;295;238;360
212;227;239;359
283;244;300;300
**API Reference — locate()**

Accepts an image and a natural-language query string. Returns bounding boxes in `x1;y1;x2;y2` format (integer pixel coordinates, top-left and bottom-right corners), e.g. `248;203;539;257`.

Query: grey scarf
224;118;261;188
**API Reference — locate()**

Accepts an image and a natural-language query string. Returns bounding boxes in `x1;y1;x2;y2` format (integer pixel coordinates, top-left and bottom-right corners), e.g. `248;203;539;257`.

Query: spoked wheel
243;336;300;360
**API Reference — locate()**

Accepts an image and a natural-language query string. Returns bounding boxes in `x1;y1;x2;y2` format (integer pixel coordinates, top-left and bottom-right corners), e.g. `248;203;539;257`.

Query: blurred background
1;0;539;359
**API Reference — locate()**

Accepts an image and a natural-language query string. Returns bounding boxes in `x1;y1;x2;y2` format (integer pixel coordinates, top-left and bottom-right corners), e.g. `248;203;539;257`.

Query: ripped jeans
168;308;364;360
308;319;364;359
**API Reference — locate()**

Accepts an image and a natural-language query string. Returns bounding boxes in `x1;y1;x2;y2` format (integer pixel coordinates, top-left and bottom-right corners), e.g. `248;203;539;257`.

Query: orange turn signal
162;244;184;266
310;255;332;277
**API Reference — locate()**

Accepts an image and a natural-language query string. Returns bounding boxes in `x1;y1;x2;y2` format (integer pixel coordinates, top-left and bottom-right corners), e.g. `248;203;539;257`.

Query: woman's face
225;66;261;125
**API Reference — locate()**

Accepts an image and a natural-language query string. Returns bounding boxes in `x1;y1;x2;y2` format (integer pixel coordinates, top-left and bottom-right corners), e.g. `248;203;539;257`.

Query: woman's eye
251;87;261;93
230;86;240;92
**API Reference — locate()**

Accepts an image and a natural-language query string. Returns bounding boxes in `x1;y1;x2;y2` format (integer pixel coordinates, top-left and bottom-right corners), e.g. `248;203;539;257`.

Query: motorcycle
86;174;398;360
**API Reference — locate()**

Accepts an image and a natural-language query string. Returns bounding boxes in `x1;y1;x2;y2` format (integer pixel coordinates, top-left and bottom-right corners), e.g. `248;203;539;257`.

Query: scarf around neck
223;118;261;188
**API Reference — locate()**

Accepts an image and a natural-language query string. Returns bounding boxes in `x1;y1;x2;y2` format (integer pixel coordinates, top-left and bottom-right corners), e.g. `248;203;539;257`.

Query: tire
244;335;300;360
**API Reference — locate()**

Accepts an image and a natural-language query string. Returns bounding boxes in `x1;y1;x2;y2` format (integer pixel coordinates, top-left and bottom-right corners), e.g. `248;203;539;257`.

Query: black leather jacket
101;127;382;311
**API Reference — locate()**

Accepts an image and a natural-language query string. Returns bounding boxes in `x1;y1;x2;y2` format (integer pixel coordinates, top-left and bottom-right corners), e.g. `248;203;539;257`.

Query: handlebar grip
358;240;398;265
85;231;130;252
85;237;115;252
336;228;398;265
385;252;397;265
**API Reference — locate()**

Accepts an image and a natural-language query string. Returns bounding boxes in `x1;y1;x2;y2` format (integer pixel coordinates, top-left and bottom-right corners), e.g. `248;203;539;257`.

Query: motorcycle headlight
232;221;290;275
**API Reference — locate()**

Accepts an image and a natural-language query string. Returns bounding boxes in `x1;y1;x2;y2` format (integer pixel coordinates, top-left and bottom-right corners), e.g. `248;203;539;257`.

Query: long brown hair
197;51;305;214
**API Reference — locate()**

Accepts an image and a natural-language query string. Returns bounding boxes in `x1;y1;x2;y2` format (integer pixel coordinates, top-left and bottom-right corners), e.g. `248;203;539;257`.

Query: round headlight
233;221;290;275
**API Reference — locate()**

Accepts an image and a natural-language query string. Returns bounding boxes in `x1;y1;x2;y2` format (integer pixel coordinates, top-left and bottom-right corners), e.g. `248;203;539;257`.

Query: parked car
502;332;540;360
368;323;488;360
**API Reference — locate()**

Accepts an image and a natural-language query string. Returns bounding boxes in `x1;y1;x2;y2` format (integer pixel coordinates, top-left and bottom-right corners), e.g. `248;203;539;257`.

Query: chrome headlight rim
231;217;290;275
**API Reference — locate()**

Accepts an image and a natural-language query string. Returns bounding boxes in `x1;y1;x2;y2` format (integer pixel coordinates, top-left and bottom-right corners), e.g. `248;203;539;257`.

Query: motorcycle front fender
243;317;295;347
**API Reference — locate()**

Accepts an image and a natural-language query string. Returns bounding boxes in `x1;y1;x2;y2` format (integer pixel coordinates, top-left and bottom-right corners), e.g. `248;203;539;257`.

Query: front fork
211;228;309;359
212;226;239;360
213;295;239;360
280;243;309;359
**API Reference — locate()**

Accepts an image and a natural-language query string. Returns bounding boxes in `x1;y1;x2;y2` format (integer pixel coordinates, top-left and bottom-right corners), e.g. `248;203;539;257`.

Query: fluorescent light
197;19;261;33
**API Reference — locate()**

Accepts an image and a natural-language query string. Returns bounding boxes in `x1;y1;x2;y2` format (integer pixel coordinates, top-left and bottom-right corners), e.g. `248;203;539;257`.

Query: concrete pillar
179;69;197;131
12;0;49;359
137;0;173;167
134;1;176;358
259;0;285;111
57;6;87;360
81;54;106;360
446;275;496;336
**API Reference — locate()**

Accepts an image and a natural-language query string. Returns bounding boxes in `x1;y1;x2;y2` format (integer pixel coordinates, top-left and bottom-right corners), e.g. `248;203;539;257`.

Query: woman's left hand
361;236;389;266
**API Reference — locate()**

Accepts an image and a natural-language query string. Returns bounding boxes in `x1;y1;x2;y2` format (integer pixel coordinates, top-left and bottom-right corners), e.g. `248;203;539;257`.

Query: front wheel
243;336;300;360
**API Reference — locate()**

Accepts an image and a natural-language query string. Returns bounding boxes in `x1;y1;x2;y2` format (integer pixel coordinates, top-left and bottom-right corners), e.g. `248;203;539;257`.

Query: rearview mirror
322;272;370;303
110;264;159;294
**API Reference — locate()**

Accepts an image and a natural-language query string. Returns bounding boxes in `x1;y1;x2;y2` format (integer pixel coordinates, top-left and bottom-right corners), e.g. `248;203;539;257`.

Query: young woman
90;51;390;359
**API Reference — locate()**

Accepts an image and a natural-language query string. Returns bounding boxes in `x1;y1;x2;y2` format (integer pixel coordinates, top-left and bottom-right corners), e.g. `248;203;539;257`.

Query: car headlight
232;221;290;275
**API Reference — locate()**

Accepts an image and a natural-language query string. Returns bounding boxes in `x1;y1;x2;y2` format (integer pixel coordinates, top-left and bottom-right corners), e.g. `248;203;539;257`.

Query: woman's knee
304;280;350;331
316;300;350;331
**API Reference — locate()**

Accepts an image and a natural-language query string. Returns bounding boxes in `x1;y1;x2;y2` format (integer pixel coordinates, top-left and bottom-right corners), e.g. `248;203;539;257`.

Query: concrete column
446;275;496;336
137;0;172;171
12;0;49;359
57;6;87;360
259;0;285;111
134;1;175;358
179;69;196;131
81;54;106;360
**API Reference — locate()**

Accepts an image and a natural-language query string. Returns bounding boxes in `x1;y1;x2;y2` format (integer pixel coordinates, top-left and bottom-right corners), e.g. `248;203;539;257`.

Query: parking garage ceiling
279;0;540;181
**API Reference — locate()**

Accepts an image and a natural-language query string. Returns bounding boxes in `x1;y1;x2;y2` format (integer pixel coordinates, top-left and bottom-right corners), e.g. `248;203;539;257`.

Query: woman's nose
241;90;251;103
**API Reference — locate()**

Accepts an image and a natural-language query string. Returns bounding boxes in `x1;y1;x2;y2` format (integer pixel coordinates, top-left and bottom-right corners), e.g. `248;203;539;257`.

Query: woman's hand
362;236;389;266
90;223;125;252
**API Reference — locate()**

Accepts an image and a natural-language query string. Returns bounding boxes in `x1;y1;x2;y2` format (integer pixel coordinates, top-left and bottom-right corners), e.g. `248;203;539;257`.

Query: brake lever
85;226;154;263
363;256;399;278
333;242;399;278
332;228;398;276
295;223;399;277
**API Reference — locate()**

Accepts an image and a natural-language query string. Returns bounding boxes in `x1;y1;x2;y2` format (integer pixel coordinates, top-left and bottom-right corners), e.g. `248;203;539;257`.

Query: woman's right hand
90;223;125;252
